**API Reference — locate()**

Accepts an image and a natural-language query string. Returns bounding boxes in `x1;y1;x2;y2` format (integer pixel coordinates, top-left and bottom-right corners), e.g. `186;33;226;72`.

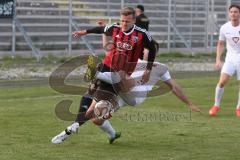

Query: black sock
75;111;90;126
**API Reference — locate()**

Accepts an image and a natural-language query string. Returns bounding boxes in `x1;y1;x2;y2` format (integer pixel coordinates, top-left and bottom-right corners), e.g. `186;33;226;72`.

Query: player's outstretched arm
72;26;105;38
165;79;201;113
72;30;87;38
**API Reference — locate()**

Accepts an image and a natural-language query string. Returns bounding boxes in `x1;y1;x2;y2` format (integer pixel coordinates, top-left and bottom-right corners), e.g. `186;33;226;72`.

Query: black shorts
93;64;118;106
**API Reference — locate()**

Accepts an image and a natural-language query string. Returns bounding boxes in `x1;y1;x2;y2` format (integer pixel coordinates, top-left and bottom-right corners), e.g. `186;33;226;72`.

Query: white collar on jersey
122;25;136;35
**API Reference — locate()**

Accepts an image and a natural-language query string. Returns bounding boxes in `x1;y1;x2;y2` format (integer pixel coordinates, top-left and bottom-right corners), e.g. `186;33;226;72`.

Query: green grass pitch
0;75;240;160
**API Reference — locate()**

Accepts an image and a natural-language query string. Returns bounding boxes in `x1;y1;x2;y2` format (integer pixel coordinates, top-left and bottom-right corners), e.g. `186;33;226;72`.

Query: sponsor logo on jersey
117;42;133;51
232;37;239;44
132;36;139;43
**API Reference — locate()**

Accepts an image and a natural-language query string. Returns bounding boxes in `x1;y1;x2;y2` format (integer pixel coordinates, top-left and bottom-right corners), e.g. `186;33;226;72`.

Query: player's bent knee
218;73;231;88
218;80;228;88
218;82;225;88
91;118;105;126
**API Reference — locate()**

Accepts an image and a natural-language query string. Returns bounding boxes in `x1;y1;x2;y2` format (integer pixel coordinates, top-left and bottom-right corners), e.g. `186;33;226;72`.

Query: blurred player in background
209;4;240;117
135;5;149;31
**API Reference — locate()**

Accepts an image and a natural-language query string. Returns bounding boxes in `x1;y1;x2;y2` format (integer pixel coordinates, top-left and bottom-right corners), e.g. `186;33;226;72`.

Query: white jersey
219;21;240;62
95;59;171;107
118;59;171;107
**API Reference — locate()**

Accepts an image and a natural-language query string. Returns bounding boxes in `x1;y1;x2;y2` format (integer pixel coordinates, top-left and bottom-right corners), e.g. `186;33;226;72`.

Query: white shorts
118;60;171;107
221;61;240;80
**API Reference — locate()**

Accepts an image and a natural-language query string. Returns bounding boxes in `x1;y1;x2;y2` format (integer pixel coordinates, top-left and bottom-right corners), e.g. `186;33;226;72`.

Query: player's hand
97;19;106;26
72;30;87;38
141;69;151;84
188;104;202;113
215;60;222;70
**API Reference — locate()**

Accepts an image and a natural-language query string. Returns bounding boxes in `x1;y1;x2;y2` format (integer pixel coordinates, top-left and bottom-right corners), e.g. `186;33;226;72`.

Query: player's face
229;7;240;21
120;15;135;32
135;8;142;16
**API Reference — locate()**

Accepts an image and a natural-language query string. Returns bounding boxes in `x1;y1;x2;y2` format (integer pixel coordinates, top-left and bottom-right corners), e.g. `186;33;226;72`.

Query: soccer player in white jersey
51;59;200;144
97;58;200;113
209;4;240;117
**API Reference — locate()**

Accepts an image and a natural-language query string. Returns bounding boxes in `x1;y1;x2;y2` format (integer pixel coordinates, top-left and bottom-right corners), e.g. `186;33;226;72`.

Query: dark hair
229;4;240;12
120;7;136;18
136;5;144;12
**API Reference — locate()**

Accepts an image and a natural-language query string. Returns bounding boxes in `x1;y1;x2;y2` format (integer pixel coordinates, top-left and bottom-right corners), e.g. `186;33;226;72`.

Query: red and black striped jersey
103;23;156;75
86;23;156;75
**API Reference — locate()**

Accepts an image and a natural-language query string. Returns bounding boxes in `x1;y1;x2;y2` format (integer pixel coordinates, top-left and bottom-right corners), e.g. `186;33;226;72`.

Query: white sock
99;120;116;138
237;89;240;109
214;85;224;107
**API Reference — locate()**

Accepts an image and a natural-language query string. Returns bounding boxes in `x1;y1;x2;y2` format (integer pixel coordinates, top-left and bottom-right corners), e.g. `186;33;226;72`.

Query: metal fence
0;0;236;58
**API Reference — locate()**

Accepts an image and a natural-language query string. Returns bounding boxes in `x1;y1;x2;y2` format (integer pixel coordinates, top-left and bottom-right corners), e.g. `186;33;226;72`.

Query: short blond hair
120;7;136;18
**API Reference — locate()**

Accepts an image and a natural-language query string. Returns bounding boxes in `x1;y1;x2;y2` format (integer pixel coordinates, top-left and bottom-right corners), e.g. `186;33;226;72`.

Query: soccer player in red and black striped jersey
73;7;156;78
51;8;201;144
51;6;156;143
73;7;157;122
